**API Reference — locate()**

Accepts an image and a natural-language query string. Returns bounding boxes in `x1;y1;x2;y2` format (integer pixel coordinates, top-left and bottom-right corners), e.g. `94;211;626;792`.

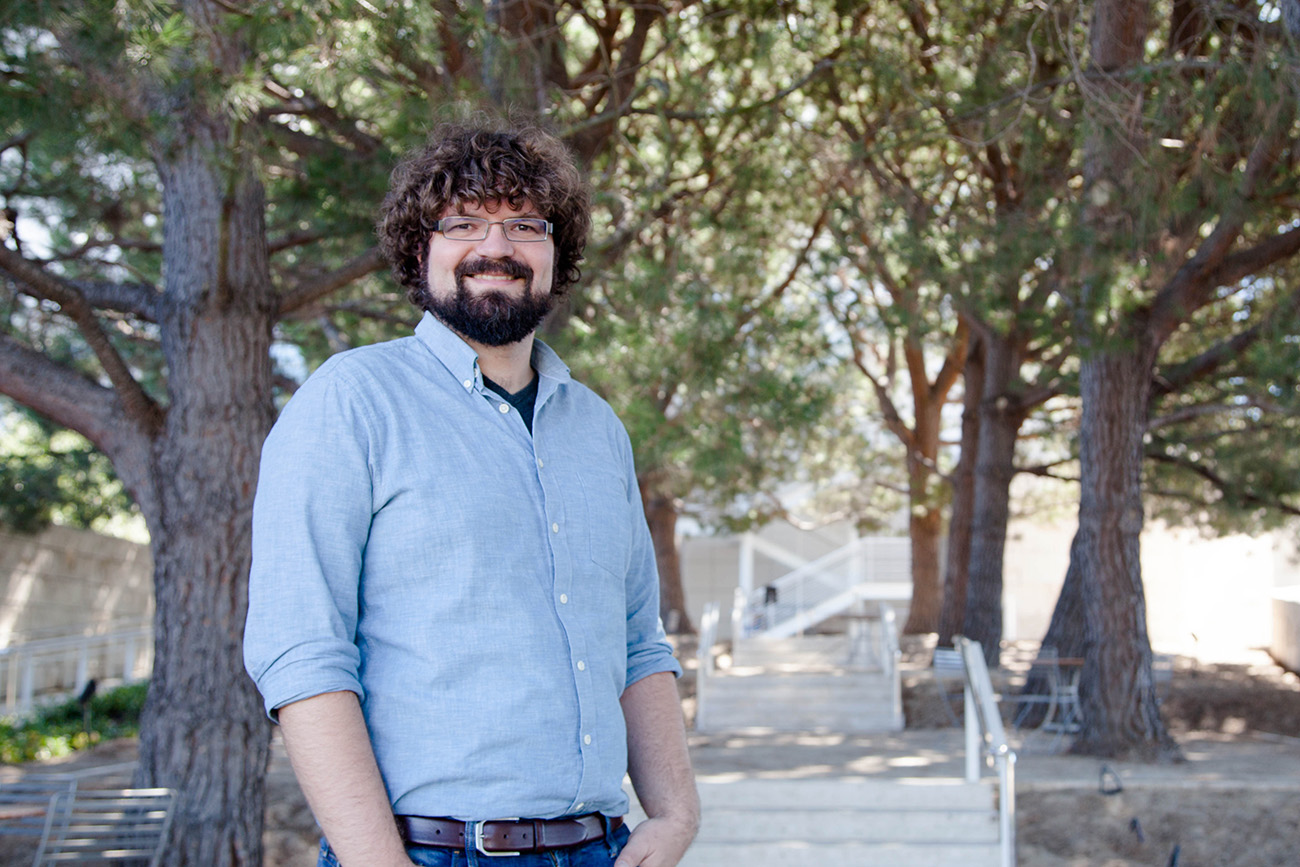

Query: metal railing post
738;533;755;598
964;682;980;783
20;651;35;714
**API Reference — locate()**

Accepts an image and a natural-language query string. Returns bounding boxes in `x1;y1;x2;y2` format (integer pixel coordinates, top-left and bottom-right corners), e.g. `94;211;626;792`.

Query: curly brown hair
377;121;591;308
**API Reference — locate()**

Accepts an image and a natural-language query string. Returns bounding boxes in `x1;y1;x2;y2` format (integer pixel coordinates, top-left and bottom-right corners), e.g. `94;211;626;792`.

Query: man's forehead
441;197;539;216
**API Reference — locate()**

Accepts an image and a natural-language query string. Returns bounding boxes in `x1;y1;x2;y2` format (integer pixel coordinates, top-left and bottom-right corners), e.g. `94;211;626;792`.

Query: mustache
454;257;533;283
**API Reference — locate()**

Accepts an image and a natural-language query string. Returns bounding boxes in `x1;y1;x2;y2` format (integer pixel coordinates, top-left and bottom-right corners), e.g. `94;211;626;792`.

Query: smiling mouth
456;257;533;286
466;272;521;282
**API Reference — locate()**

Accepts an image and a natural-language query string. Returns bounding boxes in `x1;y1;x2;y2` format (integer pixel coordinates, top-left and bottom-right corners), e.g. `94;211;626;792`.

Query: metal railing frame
956;635;1016;867
0;625;152;716
736;534;910;639
694;602;720;732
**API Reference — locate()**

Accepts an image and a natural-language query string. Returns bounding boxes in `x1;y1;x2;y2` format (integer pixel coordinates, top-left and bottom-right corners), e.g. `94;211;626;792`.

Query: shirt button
577;660;586;671
498;404;510;414
575;803;584;812
583;734;592;745
559;594;568;604
463;379;473;389
551;522;560;533
536;458;544;469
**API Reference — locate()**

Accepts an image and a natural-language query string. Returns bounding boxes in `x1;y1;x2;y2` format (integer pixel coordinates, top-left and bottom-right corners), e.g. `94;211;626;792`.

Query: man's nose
475;222;515;256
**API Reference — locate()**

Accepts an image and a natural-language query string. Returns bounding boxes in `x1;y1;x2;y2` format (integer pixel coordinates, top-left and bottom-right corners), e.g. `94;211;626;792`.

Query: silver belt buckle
475;818;522;857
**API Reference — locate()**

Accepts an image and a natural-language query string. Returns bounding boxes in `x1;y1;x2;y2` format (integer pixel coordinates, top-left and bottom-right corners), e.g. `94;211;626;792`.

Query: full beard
423;257;555;347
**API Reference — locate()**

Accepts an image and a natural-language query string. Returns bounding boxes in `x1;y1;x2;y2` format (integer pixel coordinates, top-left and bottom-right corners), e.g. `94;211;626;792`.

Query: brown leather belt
396;813;621;855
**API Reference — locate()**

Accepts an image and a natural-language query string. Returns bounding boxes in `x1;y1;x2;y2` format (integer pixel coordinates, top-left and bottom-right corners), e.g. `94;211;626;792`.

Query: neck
471;333;536;393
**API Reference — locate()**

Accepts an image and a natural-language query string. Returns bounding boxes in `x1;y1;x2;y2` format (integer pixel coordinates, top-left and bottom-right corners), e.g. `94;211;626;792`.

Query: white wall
685;516;1300;660
0;525;153;646
1270;587;1300;673
1002;518;1297;659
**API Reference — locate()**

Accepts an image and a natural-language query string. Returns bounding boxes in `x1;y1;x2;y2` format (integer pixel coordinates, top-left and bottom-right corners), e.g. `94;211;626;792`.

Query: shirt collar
414;311;572;390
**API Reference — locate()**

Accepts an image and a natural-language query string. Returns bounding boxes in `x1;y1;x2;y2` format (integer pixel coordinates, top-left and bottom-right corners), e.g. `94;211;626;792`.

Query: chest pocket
578;468;633;577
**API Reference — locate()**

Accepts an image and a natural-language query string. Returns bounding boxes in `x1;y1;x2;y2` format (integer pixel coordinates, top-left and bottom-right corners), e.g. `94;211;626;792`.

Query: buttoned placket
529;381;602;816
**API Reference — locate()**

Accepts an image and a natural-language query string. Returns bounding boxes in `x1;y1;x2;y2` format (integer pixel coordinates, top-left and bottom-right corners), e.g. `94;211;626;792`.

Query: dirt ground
898;641;1300;866
4;642;1299;866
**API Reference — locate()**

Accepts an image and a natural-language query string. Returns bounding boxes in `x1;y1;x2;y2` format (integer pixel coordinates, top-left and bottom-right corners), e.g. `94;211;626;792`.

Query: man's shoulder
307;334;422;386
558;376;623;425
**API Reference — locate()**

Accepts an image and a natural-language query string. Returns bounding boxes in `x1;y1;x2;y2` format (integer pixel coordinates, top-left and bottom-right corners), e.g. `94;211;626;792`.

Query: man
244;121;699;867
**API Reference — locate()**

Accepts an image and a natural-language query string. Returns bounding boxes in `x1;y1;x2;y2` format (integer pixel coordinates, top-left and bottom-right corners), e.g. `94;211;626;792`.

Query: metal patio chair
32;787;175;866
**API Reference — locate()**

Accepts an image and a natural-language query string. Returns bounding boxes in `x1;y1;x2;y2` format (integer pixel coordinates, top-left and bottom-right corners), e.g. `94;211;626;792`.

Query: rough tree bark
936;337;983;648
903;464;944;636
961;333;1031;667
1069;342;1179;759
899;324;969;635
128;121;279;861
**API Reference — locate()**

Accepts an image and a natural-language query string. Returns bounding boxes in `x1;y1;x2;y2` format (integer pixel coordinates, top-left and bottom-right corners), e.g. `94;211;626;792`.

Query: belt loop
602;814;618;857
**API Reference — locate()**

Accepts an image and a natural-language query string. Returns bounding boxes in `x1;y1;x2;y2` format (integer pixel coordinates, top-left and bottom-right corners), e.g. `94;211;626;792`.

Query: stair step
680;841;1002;867
697;670;901;732
731;635;854;667
701;807;999;842
696;778;996;810
627;778;1004;867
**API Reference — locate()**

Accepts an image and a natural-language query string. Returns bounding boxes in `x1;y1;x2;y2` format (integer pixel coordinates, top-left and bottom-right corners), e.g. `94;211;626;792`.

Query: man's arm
277;691;414;867
615;671;700;867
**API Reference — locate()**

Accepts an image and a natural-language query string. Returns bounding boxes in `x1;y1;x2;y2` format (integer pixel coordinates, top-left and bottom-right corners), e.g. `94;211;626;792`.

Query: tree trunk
639;481;695;635
1051;0;1177;761
938;337;984;647
961;334;1028;667
132;127;276;866
902;377;952;635
1068;342;1179;760
903;492;943;635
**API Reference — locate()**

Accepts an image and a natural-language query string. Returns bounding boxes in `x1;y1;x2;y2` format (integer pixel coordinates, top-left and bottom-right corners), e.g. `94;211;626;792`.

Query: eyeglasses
435;216;552;242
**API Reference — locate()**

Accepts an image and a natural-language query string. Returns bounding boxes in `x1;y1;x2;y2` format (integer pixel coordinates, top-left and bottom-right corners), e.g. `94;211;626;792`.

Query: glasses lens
440;217;488;240
503;218;549;241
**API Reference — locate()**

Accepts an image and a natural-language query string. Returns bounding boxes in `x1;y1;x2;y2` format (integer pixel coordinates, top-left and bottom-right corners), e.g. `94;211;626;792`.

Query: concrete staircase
626;777;1002;867
685;778;1001;867
696;634;902;734
680;630;1010;866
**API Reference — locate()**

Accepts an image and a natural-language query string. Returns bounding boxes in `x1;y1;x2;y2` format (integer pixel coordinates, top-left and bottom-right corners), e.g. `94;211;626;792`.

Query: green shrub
0;682;149;763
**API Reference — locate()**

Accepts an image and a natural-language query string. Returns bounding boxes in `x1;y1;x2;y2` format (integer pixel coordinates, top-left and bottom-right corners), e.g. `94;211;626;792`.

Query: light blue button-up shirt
243;312;680;821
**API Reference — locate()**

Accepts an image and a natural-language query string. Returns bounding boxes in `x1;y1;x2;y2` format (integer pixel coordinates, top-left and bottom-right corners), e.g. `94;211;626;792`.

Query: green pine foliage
0;400;137;535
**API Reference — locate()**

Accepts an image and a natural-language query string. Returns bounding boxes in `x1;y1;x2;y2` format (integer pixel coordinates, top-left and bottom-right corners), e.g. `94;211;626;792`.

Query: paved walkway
687;727;1300;791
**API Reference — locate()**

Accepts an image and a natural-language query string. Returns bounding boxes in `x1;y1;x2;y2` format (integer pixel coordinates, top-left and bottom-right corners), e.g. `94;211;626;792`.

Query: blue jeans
317;818;631;867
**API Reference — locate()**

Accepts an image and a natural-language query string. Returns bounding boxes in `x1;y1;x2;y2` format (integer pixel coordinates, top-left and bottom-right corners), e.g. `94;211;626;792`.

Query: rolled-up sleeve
243;362;376;718
619;432;683;690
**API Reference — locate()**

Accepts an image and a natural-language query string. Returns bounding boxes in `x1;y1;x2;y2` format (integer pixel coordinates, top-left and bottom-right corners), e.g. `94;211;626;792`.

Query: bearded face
420;201;557;347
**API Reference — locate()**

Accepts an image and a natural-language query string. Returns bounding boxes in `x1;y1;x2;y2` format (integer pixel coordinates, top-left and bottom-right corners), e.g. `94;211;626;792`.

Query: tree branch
1148;115;1294;342
1200;224;1300;292
1146;450;1300;518
0;247;162;431
736;200;833;331
70;280;160;320
276;247;387;316
0;333;157;518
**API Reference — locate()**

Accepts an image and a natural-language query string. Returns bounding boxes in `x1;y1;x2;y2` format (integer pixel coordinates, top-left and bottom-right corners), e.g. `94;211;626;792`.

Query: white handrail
879;605;903;730
695;602;720;733
956;636;1016;867
738;535;910;639
0;625;153;716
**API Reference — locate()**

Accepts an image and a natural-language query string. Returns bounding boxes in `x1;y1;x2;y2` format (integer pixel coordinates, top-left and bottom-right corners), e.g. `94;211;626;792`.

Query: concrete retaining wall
1272;587;1300;674
0;525;153;646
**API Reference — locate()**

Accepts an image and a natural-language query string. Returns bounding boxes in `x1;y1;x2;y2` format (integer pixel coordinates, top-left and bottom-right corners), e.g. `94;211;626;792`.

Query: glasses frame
435;216;553;243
